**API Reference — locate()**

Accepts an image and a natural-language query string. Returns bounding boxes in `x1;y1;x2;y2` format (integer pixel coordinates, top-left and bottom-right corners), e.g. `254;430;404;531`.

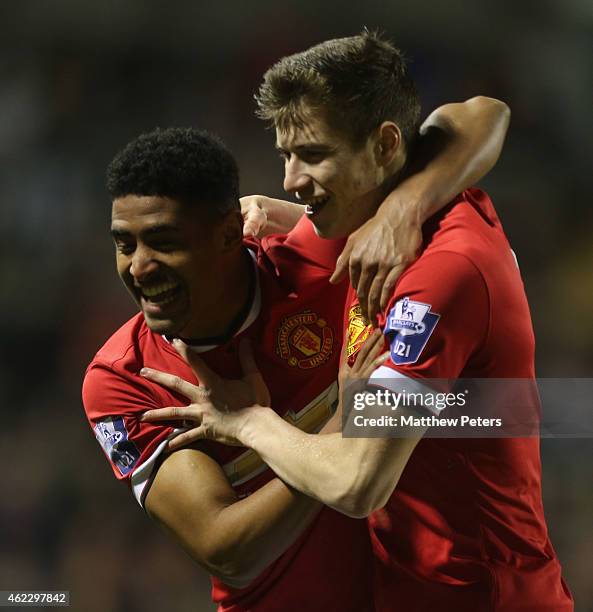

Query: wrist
390;175;443;224
237;404;274;448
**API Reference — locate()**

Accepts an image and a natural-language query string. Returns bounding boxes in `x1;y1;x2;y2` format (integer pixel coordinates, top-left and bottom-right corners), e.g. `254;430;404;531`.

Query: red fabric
83;217;374;611
346;189;573;611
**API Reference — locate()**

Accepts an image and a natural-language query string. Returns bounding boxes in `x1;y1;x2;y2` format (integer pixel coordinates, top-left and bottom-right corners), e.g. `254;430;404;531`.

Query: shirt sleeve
369;250;490;397
264;215;347;273
82;362;177;507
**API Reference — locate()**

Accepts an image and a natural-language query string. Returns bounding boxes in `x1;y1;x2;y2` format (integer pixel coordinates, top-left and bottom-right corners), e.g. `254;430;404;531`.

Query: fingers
172;339;219;388
357;351;391;378
366;271;387;326
167;427;207;451
241;201;267;237
140;368;201;400
349;257;362;298
352;330;390;378
380;264;405;314
243;209;266;237
352;329;384;373
140;405;202;423
356;263;379;323
329;242;352;284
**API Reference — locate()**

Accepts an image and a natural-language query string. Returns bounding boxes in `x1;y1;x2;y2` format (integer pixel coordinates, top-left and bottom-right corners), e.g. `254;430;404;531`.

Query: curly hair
106;127;240;218
255;29;421;148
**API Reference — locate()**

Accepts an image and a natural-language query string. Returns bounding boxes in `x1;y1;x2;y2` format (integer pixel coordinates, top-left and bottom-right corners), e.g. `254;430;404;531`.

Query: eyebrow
275;143;334;153
110;224;180;238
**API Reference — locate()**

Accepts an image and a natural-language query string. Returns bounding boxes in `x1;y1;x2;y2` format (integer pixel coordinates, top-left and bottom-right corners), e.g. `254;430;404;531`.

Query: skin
114;97;511;586
276;117;405;240
111;195;250;340
140;98;512;520
255;96;510;321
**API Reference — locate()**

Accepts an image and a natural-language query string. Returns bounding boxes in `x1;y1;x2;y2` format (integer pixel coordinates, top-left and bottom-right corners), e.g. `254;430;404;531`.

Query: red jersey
345;189;572;611
84;217;374;612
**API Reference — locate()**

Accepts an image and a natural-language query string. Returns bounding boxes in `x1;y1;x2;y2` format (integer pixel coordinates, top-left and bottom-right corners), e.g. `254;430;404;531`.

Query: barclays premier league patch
384;297;440;364
94;417;140;476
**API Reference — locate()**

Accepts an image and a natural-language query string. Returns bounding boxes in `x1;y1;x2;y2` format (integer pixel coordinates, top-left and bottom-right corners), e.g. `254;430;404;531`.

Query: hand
240;195;269;237
139;339;271;449
337;328;390;421
330;196;422;325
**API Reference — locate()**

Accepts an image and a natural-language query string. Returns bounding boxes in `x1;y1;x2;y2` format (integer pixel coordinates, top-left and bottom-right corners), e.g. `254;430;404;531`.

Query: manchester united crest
277;311;334;369
346;304;373;360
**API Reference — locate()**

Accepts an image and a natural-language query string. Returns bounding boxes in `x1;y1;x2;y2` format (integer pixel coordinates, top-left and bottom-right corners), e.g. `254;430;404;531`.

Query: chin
142;315;178;336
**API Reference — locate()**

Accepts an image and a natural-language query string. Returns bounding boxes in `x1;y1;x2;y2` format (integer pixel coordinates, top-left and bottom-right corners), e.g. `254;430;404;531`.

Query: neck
178;248;254;344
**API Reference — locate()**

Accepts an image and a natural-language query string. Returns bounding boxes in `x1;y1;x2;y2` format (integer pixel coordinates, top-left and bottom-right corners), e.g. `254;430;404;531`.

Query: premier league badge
385;297;440;364
94;417;140;476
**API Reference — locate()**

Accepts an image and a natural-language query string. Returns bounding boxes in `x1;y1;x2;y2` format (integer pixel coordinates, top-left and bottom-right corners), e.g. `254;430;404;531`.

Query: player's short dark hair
255;29;421;148
106;127;240;219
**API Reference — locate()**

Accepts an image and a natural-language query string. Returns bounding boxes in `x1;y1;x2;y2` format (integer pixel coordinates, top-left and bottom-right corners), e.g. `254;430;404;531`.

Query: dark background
1;1;591;610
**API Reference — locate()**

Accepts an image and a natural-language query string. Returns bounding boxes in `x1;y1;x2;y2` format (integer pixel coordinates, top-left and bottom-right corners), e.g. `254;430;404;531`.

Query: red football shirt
345;189;573;611
84;217;374;612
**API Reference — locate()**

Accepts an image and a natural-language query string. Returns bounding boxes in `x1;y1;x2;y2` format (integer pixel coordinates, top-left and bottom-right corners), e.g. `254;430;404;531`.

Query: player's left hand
139;339;270;449
329;195;422;325
337;329;390;420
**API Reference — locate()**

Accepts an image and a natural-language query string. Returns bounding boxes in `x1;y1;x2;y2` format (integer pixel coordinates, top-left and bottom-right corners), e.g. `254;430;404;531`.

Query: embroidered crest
346;304;373;360
277;310;334;369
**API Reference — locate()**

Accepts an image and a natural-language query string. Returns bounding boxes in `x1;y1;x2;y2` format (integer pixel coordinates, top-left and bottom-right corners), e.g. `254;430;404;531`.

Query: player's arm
83;365;323;589
243;98;509;243
406;95;510;212
241;195;305;237
142;252;489;520
141;332;405;520
145;447;322;588
334;95;510;322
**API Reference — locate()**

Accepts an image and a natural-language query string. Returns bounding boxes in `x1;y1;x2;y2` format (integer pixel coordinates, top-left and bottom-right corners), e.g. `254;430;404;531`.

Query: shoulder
82;313;166;418
88;312;149;371
261;216;346;274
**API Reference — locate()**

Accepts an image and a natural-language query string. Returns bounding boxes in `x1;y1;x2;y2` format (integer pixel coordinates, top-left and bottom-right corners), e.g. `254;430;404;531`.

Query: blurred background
1;1;591;610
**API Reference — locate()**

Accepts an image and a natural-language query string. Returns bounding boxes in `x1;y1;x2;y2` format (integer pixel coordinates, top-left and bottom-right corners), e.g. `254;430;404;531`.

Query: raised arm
242;99;509;322
334;96;510;322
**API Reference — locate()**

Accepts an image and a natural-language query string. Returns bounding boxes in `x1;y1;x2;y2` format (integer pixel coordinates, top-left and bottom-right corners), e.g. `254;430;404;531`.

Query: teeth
305;196;330;208
304;196;329;215
142;281;178;298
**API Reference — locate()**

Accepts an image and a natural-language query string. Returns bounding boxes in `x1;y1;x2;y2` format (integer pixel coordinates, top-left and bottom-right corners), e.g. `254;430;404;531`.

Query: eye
301;150;327;164
115;241;134;255
153;242;179;253
278;150;290;163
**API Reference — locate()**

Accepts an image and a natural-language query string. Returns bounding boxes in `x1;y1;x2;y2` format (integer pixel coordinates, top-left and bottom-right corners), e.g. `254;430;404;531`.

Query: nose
129;245;159;281
283;157;312;197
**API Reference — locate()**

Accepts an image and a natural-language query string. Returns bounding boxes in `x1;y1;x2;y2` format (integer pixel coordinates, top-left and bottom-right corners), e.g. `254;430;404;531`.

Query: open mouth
304;195;330;217
139;280;182;308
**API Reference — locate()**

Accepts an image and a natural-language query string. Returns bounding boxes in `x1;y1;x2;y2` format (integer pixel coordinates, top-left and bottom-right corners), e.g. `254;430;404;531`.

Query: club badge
277;310;334;369
346;304;373;362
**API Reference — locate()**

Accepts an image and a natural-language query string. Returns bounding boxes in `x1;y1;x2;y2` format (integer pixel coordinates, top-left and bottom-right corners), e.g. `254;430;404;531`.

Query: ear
218;210;244;252
375;121;403;167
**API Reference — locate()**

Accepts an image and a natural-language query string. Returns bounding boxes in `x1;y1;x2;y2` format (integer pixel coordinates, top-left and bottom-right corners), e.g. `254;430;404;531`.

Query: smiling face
276;112;389;239
111;195;224;337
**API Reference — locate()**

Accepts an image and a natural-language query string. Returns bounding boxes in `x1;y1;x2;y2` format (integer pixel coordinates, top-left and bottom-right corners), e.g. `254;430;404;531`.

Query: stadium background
1;1;591;610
